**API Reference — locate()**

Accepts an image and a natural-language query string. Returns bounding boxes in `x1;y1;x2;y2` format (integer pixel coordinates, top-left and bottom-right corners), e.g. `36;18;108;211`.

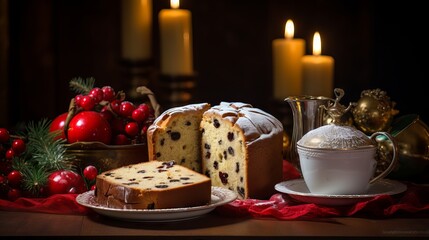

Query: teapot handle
369;132;399;184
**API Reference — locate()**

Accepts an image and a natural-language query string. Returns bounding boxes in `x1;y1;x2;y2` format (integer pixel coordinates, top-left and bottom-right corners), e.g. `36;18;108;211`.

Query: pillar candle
302;32;334;98
121;0;153;60
159;0;193;75
272;19;305;100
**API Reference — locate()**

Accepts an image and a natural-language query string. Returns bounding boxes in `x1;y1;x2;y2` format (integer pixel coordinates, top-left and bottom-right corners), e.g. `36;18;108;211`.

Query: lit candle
121;0;153;60
272;19;305;100
301;32;334;97
159;0;193;75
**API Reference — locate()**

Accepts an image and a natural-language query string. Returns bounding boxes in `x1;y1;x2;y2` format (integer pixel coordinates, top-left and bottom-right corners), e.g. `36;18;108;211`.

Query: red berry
141;125;149;135
125;122;139;137
49;112;68;141
0;128;10;143
80;95;96;111
5;149;15;160
7;170;23;187
102;86;116;101
110;100;122;115
67;111;112;145
138;103;150;112
7;188;22;201
113;134;131;145
100;106;114;122
119;101;135;118
11;139;26;155
131;108;147;123
83;165;98;181
90;185;96;191
74;94;84;107
89;87;104;103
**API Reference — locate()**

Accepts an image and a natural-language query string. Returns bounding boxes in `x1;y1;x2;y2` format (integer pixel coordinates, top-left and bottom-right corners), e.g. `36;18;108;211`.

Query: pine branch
25;119;73;171
10;119;76;196
11;156;29;172
69;77;95;95
19;161;49;197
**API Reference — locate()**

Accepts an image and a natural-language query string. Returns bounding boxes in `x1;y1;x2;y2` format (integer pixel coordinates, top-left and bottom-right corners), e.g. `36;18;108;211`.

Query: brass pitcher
285;96;332;171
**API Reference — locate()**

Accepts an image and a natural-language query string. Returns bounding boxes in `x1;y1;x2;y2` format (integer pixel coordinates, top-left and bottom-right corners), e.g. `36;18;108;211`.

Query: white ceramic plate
275;179;407;206
76;186;237;222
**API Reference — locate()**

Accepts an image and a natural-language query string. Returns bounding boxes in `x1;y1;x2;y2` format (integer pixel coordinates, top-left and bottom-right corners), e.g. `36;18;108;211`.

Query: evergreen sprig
10;119;75;196
69;77;96;95
17;158;49;197
25;119;73;171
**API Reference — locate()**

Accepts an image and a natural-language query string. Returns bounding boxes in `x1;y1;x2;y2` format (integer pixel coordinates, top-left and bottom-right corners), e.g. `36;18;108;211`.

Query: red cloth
215;160;429;220
0;193;89;215
215;184;429;220
0;160;428;219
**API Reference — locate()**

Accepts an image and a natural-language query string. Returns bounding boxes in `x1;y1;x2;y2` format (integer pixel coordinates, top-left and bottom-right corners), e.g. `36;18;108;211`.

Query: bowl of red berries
50;78;161;174
0;78;161;201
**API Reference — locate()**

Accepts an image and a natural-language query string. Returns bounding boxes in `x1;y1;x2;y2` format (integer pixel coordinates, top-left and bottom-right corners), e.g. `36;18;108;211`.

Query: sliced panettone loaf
201;102;284;199
147;103;211;172
95;160;212;209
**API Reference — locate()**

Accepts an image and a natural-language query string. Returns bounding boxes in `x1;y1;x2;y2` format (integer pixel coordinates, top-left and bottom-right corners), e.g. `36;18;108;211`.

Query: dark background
1;0;428;129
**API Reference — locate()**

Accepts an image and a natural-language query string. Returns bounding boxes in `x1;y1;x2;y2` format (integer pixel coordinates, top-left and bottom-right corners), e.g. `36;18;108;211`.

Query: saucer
275;179;407;206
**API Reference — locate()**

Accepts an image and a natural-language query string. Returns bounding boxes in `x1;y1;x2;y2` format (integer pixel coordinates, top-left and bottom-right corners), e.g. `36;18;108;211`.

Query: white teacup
297;125;398;195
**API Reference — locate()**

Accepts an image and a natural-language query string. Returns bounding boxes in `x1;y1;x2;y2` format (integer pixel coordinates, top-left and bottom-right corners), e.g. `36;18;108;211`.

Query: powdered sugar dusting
297;124;373;149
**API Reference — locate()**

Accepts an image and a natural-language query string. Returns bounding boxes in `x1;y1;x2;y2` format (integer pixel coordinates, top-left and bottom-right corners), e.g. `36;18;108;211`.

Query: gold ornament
352;88;399;135
322;88;354;126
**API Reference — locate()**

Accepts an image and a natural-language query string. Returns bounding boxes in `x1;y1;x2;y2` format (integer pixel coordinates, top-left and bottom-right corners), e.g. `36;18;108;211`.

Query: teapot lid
297;88;374;150
297;124;373;149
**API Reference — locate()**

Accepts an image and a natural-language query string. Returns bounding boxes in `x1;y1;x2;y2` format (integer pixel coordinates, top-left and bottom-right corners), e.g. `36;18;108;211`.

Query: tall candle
272;19;305;100
159;0;193;75
121;0;153;60
302;32;334;97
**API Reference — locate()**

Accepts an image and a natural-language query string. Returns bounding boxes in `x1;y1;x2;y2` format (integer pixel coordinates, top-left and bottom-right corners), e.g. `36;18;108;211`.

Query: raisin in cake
147;103;211;172
95;160;211;209
201;102;283;200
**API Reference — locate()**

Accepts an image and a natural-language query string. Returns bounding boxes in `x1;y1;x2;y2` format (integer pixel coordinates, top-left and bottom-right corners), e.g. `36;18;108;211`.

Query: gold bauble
352;89;399;135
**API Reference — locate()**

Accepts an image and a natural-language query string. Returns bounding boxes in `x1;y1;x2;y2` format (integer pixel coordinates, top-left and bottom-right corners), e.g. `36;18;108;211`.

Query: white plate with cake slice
76;186;237;222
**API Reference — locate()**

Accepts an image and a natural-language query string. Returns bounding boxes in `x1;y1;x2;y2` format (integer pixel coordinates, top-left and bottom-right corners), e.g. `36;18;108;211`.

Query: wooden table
1;210;428;238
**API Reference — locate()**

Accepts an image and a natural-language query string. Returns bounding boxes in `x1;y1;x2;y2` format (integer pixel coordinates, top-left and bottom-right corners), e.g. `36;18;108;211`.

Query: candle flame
171;0;180;9
313;32;321;56
284;19;294;40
